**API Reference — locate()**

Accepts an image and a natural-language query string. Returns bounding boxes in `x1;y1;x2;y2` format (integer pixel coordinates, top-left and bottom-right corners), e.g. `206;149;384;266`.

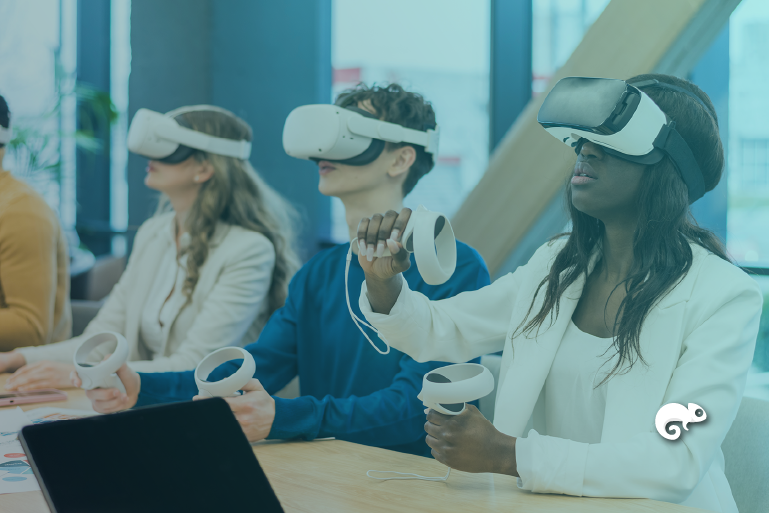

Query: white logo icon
655;403;707;440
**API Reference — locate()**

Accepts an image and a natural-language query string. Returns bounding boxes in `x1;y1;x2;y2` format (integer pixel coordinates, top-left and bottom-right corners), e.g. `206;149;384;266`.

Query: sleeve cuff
514;429;588;497
268;396;319;441
358;277;417;332
134;372;190;408
14;347;39;364
515;433;533;490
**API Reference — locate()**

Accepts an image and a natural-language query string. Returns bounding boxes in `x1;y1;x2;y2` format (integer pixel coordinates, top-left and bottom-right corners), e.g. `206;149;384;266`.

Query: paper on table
24;407;97;425
0;440;40;494
0;408;31;444
0;407;98;495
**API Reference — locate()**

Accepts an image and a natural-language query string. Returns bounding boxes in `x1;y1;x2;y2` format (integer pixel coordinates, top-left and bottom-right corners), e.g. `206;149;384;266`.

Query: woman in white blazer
0;106;300;389
356;75;762;513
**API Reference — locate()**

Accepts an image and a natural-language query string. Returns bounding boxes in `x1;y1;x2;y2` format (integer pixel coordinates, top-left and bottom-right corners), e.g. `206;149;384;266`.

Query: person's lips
572;161;597;185
318;161;336;176
146;164;156;173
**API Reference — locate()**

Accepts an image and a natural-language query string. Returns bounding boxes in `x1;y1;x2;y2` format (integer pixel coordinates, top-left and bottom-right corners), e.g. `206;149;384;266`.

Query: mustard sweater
0;171;71;350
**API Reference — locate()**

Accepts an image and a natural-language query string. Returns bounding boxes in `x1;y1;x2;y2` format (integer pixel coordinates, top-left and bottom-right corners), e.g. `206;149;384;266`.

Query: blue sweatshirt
136;241;489;457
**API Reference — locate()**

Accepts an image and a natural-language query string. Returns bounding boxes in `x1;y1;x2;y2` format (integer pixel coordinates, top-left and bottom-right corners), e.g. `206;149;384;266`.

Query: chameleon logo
655;403;707;440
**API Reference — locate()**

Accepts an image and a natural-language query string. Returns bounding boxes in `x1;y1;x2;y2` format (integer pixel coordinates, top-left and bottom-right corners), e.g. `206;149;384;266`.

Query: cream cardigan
18;212;276;372
361;239;762;513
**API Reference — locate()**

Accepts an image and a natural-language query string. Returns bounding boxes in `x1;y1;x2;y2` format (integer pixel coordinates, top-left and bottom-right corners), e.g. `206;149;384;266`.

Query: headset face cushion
157;144;200;164
310;138;385;166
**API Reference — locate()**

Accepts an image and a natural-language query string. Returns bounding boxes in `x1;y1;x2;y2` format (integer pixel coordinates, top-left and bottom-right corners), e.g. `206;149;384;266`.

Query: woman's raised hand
356;208;412;281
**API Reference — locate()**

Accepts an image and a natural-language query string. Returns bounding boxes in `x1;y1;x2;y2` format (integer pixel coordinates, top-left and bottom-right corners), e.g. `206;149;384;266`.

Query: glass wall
0;0;70;222
729;0;769;399
531;0;610;96
330;0;491;243
728;0;769;267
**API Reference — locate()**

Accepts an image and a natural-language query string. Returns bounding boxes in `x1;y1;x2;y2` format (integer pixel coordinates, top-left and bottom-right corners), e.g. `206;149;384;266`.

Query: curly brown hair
156;107;301;331
335;83;437;196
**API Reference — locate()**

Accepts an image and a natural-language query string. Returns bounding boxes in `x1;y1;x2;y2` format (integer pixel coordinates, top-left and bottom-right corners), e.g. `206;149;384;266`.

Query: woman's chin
571;196;599;219
144;175;162;191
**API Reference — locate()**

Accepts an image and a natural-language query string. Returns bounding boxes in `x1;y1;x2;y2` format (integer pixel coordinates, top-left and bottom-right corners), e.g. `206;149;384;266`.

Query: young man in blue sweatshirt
77;84;490;457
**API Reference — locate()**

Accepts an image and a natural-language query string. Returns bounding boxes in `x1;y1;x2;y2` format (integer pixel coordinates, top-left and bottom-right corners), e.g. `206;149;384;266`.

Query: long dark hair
515;74;730;384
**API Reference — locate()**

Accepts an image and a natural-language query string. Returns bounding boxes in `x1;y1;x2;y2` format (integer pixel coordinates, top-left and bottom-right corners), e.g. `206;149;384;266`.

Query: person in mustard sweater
0;94;72;351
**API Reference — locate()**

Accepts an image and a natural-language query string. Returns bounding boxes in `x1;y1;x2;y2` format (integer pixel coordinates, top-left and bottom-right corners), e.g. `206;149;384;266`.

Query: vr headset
538;76;712;203
127;105;252;163
282;104;440;166
0;123;11;145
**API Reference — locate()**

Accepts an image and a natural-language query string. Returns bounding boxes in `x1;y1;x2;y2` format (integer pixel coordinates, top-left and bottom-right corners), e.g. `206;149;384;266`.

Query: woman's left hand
425;404;519;476
5;361;77;391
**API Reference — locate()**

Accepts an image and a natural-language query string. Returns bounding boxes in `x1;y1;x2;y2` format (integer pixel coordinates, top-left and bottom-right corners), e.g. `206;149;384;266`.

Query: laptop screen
20;399;284;513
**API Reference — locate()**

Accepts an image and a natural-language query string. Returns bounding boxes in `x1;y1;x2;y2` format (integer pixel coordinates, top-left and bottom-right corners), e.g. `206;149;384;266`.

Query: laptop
20;398;284;513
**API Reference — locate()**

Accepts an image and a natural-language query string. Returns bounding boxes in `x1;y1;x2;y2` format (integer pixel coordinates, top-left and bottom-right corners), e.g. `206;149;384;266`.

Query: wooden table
0;374;707;513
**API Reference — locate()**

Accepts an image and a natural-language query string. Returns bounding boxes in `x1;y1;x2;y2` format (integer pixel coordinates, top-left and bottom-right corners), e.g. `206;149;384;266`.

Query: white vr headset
127;106;252;163
0;123;11;145
282;104;440;166
538;77;710;203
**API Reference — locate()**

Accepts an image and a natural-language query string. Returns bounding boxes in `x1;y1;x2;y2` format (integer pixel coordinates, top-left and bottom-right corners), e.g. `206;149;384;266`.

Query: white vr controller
418;363;494;416
195;347;256;398
384;205;456;286
73;332;129;392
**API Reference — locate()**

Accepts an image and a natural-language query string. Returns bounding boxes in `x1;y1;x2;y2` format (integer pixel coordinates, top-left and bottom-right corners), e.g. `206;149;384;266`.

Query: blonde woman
0;105;299;391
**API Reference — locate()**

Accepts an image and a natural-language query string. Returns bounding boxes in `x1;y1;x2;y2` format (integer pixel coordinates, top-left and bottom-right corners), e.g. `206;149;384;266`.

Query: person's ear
387;145;416;179
193;160;215;185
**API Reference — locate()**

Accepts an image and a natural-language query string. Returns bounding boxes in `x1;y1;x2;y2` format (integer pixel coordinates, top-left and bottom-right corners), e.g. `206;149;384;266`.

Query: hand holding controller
418;363;495;415
350;206;457;355
72;332;129;393
356;205;456;286
195;347;256;398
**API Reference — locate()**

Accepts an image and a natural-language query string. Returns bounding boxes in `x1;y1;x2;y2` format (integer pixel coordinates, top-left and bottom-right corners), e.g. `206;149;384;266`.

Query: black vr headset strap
653;123;706;203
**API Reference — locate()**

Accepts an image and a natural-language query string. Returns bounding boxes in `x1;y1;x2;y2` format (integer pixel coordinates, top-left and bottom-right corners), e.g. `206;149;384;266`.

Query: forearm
269;389;427;446
0;310;45;349
491;433;518;477
135;370;198;407
364;273;403;314
15;336;83;364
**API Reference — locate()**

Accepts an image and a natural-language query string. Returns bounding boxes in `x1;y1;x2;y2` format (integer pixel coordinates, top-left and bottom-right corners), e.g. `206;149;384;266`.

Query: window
329;0;491;243
729;0;769;398
110;0;131;255
0;0;74;225
532;0;611;96
729;0;769;267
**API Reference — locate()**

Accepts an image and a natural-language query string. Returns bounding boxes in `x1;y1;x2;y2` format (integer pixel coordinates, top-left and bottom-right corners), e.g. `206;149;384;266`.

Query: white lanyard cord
346;239;390;355
348;239;450;482
366;467;451;482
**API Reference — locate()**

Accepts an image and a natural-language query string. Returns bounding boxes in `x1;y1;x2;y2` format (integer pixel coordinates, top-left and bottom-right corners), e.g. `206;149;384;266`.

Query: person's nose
578;140;604;160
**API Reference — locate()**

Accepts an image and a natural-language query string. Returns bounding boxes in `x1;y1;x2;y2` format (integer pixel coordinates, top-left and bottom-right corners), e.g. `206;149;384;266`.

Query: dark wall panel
489;0;532;152
211;0;332;258
76;0;112;255
127;0;214;230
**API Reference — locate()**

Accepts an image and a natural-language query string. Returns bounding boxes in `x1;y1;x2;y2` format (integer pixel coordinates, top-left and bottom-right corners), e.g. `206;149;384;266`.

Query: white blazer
360;239;762;513
18;212;276;372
